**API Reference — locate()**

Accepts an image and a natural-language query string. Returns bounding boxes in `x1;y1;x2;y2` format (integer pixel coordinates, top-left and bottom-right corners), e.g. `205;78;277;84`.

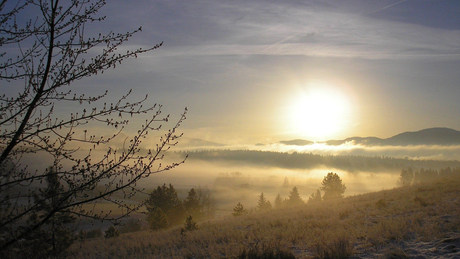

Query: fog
138;156;401;213
12;139;460;214
135;140;460;212
177;139;460;161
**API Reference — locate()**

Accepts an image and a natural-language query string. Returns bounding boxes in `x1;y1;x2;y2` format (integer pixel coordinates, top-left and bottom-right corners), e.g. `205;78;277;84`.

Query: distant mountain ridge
281;128;460;146
179;138;226;147
279;139;314;146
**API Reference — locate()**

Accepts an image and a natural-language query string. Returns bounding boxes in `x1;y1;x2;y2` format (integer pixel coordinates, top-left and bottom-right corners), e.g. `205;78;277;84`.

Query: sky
12;0;460;146
4;0;460;197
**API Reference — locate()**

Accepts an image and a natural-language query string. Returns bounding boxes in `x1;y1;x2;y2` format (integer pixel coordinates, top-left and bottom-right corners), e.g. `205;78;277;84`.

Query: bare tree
0;0;186;255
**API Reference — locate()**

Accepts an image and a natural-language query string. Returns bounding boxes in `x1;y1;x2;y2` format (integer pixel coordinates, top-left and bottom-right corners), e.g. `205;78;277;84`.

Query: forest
180;149;460;172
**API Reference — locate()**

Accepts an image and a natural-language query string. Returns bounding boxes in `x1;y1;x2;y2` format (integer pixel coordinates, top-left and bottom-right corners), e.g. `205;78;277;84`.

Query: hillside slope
386;127;460;146
70;176;460;258
281;127;460;146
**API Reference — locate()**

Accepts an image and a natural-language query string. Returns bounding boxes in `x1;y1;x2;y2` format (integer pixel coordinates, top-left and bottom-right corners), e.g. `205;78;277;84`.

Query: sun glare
288;83;352;141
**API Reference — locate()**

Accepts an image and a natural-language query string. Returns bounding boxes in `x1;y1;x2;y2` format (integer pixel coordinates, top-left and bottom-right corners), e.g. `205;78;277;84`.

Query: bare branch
0;0;185;256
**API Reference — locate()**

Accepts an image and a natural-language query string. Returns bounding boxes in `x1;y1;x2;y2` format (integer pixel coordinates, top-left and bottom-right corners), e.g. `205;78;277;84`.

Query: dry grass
69;176;460;258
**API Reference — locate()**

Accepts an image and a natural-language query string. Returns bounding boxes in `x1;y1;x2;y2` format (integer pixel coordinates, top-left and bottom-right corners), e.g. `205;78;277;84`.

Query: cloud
177;138;460;162
121;1;460;61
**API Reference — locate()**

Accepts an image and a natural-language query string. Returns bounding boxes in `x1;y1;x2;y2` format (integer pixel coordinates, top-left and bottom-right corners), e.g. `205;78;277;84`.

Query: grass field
69;176;460;258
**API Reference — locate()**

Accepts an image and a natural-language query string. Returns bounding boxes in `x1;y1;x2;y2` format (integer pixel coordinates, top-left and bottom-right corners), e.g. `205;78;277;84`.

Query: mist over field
17;127;460;210
146;129;460;212
177;128;460;161
149;158;399;211
19;129;460;213
138;135;460;212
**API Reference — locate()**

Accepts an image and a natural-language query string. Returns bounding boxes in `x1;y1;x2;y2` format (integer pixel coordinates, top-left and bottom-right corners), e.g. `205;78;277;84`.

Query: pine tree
24;167;76;257
257;193;273;212
321;172;346;200
184;215;198;231
308;189;322;203
184;188;202;219
274;194;283;209
232;202;248;217
147;208;169;231
287;186;304;207
104;226;120;238
145;184;185;226
283;177;290;188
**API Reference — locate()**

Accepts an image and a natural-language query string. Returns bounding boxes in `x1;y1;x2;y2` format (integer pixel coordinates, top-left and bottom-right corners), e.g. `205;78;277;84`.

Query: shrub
375;198;388;209
414;196;429;207
119;219;143;234
104;226;120;239
233;202;248;217
339;210;349;220
237;243;296;259
384;246;409;258
312;237;354;259
85;228;103;239
184;215;198;231
77;229;87;243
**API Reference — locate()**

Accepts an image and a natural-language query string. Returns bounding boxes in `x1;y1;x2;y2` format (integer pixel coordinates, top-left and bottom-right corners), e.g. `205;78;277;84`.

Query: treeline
231;187;305;217
180;150;460;172
232;173;346;216
145;184;215;230
399;166;460;186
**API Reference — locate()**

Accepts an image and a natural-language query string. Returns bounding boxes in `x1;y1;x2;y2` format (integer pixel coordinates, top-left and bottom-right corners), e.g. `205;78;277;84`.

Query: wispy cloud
76;0;460;143
124;1;460;61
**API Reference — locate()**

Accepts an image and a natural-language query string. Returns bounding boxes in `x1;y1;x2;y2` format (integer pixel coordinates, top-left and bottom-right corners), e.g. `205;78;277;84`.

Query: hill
281;127;460;146
386;127;460;146
70;176;460;258
279;139;314;146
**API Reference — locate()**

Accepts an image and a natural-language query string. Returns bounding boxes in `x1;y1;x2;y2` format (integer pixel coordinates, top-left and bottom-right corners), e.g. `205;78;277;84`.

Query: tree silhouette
232;202;248;217
104;226;120;239
183;215;198;231
184;188;201;219
274;194;283;209
257;193;272;212
196;187;216;220
0;0;186;254
399;168;414;186
147;208;169;231
320;172;346;200
145;184;185;226
308;189;322;203
119;219;142;234
283;177;290;188
17;166;76;257
287;187;304;207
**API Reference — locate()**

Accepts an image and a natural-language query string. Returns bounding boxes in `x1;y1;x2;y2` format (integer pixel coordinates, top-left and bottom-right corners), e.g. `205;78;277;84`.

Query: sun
287;83;353;140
